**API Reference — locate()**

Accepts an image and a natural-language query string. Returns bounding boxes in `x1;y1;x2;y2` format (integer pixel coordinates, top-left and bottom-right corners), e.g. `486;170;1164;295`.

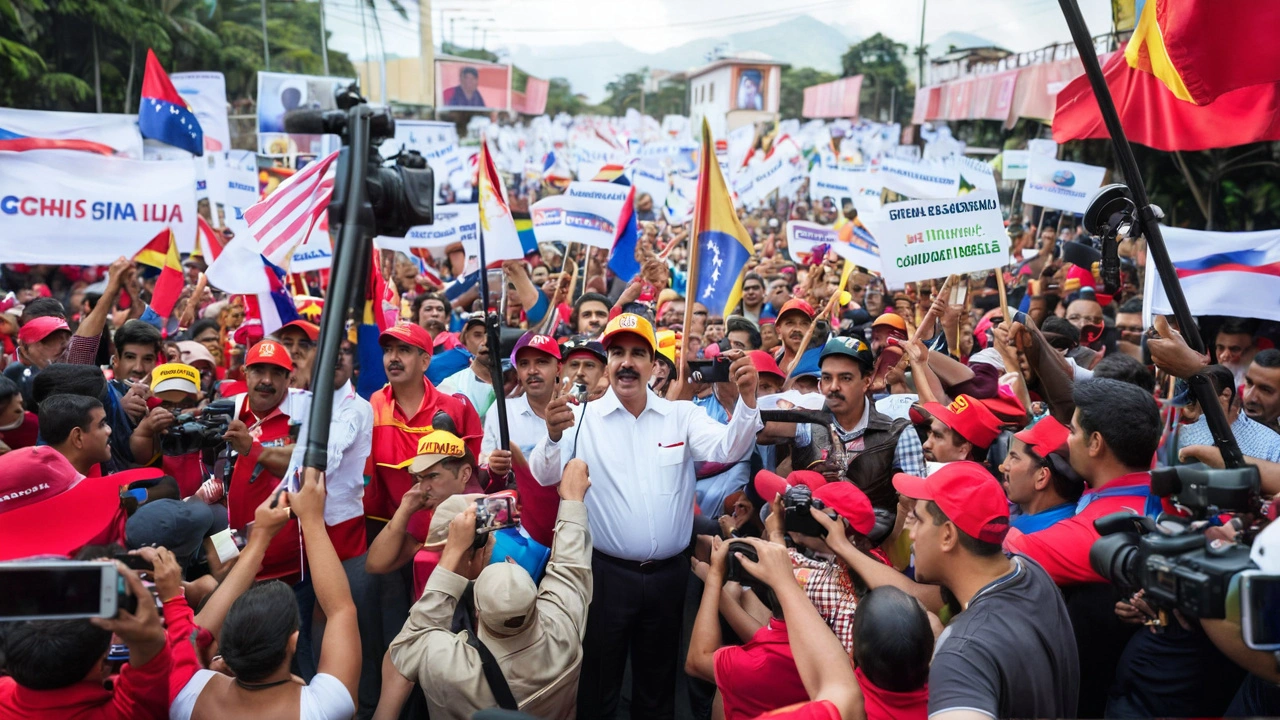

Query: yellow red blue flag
691;118;755;318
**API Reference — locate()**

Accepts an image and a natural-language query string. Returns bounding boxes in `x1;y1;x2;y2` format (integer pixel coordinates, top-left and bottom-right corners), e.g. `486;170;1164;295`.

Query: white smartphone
0;561;126;621
1240;570;1280;651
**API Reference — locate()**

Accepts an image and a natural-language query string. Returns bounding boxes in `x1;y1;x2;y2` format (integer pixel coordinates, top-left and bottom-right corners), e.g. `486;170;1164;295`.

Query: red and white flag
243;151;339;263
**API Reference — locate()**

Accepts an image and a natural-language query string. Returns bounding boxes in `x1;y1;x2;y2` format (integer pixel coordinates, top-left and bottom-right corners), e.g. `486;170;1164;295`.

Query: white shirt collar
593;386;672;418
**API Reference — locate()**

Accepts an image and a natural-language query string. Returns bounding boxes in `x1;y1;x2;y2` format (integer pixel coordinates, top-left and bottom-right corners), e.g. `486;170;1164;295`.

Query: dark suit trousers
576;549;689;720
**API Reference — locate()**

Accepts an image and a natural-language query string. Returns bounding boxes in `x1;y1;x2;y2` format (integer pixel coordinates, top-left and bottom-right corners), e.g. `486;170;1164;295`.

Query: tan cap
474;562;539;644
424;493;483;548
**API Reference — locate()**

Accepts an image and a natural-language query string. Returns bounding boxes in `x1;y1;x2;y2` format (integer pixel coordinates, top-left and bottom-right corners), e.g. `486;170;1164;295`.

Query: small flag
138;50;203;156
478;138;526;261
608;186;641;282
242;256;301;336
243;150;339;263
193;217;227;263
133;228;185;319
690;118;755;319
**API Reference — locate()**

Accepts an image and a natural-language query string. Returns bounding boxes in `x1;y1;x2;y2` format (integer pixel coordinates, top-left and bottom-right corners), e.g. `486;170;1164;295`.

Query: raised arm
77;256;130;340
194;492;293;636
365;482;428;574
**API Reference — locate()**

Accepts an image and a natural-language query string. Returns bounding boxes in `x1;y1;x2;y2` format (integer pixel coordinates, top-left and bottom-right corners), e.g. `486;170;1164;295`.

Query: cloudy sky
323;0;1113;79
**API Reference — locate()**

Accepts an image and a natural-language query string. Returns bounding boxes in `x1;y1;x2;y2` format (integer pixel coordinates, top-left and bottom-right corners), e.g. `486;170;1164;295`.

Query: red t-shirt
753;700;843;720
714;619;811;720
0;412;38;451
228;400;301;581
1004;471;1153;585
855;667;927;720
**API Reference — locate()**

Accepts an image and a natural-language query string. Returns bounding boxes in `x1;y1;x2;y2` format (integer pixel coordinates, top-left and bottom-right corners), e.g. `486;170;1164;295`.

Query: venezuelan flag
134;228;184;319
690;118;754;319
1126;0;1280;105
138;49;203;155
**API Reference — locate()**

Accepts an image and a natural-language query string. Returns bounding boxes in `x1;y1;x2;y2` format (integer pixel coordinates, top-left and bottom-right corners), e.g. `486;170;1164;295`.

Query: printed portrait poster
256;71;353;166
172;72;231;153
436;61;511;111
733;67;768;111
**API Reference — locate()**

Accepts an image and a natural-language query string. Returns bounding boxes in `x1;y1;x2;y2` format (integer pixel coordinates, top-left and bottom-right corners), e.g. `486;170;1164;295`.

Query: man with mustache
482;332;561;474
438;314;498;421
530;313;763;720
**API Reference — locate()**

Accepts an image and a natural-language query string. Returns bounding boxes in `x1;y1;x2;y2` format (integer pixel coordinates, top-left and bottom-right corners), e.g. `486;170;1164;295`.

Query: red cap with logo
812;482;875;536
776;299;815;323
245;339;293;371
379;322;434;356
893;461;1010;544
921;394;1003;449
1014;416;1070;457
753;468;827;501
18;316;70;344
510;332;562;363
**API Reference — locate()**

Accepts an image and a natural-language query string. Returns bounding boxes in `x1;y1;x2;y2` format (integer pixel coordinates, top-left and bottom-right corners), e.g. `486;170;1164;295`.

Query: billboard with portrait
435;60;511;111
733;67;768;111
256;71;354;167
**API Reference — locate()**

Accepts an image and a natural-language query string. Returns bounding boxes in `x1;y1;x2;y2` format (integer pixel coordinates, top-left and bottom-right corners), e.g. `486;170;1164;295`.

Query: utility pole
318;0;330;75
916;0;926;87
261;0;271;70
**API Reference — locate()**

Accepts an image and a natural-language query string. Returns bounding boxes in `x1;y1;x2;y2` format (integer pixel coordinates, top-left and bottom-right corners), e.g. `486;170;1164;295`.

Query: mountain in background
505;15;854;103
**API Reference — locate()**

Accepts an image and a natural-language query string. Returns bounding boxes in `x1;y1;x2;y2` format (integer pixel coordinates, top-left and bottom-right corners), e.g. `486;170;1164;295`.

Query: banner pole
476;223;510;451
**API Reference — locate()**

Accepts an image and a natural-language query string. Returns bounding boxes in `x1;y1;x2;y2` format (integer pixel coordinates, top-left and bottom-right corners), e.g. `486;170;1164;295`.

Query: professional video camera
283;84;433;237
1090;464;1269;620
160;399;234;456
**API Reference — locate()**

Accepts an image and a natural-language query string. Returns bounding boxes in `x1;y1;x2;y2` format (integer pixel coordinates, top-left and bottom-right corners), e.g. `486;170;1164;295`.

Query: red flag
194;217;227;263
133;228;184;319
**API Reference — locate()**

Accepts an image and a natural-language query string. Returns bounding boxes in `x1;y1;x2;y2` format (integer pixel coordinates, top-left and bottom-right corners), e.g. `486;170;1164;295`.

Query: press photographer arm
1179;445;1280;496
685;535;733;683
1202;616;1280;685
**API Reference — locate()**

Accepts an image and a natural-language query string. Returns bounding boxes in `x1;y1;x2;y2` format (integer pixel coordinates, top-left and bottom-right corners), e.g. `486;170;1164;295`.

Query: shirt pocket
656;443;685;467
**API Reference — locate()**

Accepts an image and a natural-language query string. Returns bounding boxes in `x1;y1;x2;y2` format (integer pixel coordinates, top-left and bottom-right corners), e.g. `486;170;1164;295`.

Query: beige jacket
389;500;593;720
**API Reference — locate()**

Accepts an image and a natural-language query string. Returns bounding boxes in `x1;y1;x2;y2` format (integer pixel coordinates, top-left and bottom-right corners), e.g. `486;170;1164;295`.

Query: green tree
600;66;686;118
544;77;583;116
841;32;912;124
778;65;836;120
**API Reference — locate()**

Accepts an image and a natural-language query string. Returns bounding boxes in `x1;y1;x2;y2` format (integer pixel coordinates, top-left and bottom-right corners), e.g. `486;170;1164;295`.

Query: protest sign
1028;138;1059;157
0;108;144;158
787;220;882;273
172;72;231;153
629;162;669;207
377;204;480;255
1002;150;1030;180
944;155;999;196
1021;155;1106;213
1144;226;1280;324
572;138;625;181
734;153;787;208
810;165;878;214
878;157;960;199
530;181;629;249
664;173;697;224
864;191;1009;286
0;150;196;263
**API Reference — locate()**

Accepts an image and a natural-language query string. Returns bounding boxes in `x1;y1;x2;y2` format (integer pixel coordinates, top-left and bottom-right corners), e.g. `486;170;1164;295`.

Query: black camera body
724;540;759;585
161;399;234;456
782;485;827;537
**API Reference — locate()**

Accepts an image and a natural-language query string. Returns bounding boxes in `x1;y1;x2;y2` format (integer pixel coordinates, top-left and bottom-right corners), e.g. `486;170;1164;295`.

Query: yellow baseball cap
150;363;200;401
655;329;680;366
400;429;468;474
600;313;656;353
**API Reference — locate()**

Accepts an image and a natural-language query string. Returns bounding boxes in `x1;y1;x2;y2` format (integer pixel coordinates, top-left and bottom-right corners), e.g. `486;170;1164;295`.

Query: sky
322;0;1113;86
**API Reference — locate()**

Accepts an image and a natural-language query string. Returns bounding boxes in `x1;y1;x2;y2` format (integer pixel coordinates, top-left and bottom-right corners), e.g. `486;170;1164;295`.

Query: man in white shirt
529;313;763;720
439;314;497;420
483;331;561;471
286;336;377;712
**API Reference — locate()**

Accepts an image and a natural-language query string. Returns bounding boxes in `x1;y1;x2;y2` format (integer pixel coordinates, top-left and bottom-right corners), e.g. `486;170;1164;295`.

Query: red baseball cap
18;316;70;344
749;350;784;382
510;332;562;363
245;339;293;371
1014;416;1070;457
277;319;320;342
776;299;815;323
893;461;1010;544
379;322;434;356
753;468;827;501
0;449;162;560
922;394;1003;449
812;482;875;536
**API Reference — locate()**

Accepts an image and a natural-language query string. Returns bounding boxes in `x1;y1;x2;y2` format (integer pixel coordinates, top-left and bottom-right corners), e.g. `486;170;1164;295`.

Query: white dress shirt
529;387;762;561
481;392;550;463
287;380;374;526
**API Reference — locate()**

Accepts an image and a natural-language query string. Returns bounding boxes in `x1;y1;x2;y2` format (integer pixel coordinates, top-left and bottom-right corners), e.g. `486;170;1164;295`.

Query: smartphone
475;495;517;533
1240;570;1280;651
485;268;504;311
0;561;133;621
687;358;732;384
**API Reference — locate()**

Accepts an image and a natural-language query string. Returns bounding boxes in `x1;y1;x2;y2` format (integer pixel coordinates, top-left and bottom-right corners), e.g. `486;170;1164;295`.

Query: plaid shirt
790;549;858;655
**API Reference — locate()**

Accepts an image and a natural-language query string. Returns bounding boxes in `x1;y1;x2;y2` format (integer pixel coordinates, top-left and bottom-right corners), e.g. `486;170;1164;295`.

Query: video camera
782;485;827;537
160;399;234;456
1089;464;1270;620
283;84;433;238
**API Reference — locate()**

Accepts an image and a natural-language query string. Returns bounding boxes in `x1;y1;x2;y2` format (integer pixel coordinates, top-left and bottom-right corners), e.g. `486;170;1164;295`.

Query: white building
685;51;782;140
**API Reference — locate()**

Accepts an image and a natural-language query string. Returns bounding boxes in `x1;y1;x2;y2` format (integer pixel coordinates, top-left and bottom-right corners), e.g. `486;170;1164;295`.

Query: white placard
172;72;231;153
1021;155;1106;214
864;191;1009;286
1002;150;1030;181
530;181;629;249
878;157;961;199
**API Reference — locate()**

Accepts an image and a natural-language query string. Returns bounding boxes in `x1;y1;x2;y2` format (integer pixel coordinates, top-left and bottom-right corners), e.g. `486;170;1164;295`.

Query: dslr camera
1090;464;1268;620
161;399;235;456
782;485;828;537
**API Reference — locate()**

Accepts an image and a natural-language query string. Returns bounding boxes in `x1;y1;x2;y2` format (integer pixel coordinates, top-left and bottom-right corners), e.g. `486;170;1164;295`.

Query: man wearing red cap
920;394;1003;466
894;461;1079;720
274;319;320;391
482;332;560;471
773;299;816;374
222;338;303;581
367;322;482;524
1000;416;1083;535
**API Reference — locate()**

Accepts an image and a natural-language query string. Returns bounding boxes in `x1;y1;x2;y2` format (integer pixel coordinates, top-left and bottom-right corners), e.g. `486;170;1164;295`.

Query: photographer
128;363;210;498
685;535;810;720
0;560;171;720
388;458;594;720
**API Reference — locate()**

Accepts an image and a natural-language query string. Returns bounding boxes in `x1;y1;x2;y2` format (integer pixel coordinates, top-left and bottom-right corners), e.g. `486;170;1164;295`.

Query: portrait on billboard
734;67;766;111
436;61;511;111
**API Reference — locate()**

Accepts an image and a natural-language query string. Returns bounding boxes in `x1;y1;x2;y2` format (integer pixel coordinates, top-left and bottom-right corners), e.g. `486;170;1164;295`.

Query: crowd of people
1;176;1279;720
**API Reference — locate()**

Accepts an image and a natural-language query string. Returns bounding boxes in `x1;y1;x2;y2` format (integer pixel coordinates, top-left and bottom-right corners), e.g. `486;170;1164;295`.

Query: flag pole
678;124;709;386
1056;0;1243;468
477;213;510;451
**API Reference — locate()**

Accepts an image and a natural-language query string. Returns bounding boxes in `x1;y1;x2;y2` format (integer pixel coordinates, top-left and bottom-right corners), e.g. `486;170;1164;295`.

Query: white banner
386;120;463;204
878;157;960;199
786;220;882;273
378;204;480;254
943;155;999;196
571;139;625;181
1021;156;1106;213
0;108;144;159
530;181;629;249
664;173;697;224
629;163;669;207
1028;138;1059;157
0;150;196;264
864;192;1009;286
1144;227;1280;324
172;72;231;153
734;154;786;208
1002;150;1030;181
810;165;880;216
